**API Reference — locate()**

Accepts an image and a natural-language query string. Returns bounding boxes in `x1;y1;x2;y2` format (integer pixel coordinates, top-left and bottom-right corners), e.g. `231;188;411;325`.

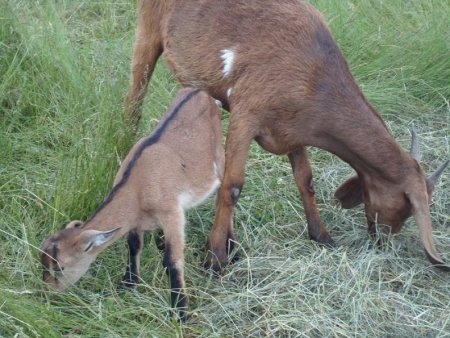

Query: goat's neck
315;100;413;185
300;42;415;185
83;186;139;236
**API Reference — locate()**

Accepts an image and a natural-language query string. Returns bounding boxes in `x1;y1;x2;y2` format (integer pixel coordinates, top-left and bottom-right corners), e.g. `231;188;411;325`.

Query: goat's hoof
117;280;137;290
204;242;228;274
203;249;229;274
204;255;240;275
203;256;224;275
169;308;188;323
230;252;240;264
118;271;139;289
311;233;335;247
203;252;240;274
204;234;239;273
170;296;189;322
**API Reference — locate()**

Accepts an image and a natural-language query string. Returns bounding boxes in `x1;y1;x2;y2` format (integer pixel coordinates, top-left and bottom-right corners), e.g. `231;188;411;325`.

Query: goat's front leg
288;147;334;246
205;113;254;273
160;209;188;321
122;230;144;287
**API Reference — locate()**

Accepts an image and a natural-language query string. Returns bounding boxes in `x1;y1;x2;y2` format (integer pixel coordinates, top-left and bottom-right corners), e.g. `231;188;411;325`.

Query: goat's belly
178;176;221;211
255;133;297;155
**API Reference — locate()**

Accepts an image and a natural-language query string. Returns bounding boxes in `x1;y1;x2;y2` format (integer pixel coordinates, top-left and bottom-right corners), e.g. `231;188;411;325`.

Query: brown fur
41;88;225;317
124;0;448;270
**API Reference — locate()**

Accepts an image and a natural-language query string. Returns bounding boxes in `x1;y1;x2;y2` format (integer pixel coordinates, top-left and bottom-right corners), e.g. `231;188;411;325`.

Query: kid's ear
334;175;364;209
78;228;120;252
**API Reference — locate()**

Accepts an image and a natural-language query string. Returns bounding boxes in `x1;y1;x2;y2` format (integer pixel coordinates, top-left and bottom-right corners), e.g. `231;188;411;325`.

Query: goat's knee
224;183;242;206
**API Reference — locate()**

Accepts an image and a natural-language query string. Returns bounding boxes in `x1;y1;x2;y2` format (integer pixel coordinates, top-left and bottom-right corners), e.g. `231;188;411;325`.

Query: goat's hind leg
125;2;164;128
288;147;334;246
121;230;144;288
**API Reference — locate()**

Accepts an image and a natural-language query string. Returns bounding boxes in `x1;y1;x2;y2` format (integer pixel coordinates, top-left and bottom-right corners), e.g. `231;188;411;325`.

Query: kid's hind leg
122;230;144;287
160;209;188;321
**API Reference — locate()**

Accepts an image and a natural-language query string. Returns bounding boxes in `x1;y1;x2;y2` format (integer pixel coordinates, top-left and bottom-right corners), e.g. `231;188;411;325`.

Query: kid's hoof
119;270;139;289
169;308;188;323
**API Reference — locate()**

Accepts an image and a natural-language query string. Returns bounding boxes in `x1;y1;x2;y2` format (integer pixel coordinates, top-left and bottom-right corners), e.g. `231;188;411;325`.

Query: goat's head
335;129;449;269
40;221;119;290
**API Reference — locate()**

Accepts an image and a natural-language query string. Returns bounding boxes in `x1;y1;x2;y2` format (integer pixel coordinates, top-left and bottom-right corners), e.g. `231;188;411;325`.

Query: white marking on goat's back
221;48;235;77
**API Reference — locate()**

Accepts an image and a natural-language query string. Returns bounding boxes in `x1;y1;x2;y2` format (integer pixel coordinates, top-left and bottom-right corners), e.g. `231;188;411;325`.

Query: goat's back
163;1;348;102
116;88;224;210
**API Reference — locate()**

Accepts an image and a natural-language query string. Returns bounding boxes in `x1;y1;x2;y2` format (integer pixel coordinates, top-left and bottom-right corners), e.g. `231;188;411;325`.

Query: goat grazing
125;0;449;271
41;88;225;318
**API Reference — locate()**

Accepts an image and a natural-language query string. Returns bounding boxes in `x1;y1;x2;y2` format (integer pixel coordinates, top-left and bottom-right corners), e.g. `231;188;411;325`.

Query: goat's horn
407;190;449;271
409;127;421;162
427;160;449;189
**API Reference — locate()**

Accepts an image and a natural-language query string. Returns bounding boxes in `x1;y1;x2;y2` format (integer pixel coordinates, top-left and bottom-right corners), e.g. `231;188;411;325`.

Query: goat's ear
78;228;120;252
66;220;83;229
334;176;364;209
406;190;449;271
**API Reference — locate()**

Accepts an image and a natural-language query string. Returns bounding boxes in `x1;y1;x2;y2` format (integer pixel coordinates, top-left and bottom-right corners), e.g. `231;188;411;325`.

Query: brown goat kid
41;88;225;318
125;0;449;271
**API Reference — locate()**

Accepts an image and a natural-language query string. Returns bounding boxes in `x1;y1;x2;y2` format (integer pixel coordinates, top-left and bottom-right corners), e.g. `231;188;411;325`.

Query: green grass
1;0;449;336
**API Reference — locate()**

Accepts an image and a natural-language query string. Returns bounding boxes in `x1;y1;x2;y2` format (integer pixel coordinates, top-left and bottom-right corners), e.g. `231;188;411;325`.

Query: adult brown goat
125;0;449;271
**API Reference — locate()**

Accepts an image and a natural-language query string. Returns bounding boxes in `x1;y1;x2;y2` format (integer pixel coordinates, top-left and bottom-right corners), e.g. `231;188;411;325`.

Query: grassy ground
1;0;449;337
